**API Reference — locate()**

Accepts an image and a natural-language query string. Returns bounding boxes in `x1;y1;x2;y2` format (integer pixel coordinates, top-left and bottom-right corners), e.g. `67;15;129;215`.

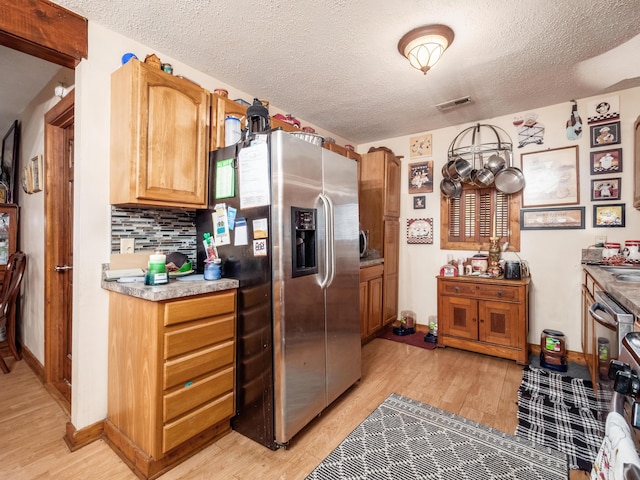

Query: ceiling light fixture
397;24;454;75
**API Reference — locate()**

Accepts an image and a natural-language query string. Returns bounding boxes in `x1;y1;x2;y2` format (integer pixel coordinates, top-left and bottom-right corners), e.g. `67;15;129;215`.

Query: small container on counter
204;259;222;281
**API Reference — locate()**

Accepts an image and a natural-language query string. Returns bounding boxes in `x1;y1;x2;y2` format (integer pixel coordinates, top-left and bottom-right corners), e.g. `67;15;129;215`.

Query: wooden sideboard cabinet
105;290;236;479
110;59;210;208
360;264;384;340
437;276;530;364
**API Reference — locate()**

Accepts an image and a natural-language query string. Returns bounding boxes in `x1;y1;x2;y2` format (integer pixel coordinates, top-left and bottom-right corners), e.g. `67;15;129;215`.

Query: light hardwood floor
1;339;588;479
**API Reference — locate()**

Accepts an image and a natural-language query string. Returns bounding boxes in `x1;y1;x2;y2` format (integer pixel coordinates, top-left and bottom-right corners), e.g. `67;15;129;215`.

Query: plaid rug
306;393;568;479
515;366;609;471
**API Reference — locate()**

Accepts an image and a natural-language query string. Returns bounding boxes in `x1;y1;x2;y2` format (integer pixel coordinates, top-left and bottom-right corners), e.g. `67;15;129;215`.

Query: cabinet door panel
367;276;383;336
441;296;478;340
384;155;400;217
478;300;518;346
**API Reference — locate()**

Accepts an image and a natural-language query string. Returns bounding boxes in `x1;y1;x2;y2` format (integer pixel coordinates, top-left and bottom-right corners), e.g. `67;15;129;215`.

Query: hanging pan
440;178;462;198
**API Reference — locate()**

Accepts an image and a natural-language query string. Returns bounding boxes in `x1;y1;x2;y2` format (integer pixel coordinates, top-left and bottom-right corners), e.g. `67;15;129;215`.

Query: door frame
44;90;74;411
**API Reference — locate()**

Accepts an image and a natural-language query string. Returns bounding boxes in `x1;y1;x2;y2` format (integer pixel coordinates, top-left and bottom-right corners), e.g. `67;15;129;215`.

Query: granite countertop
583;264;640;318
360;256;384;268
101;275;239;301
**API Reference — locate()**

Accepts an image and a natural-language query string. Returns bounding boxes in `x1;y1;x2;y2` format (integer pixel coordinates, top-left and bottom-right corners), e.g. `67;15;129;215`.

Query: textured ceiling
5;0;640;144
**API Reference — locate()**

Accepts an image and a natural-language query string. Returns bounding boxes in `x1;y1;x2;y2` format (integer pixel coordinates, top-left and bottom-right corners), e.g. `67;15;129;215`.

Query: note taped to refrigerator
227;206;237;230
234;218;248;246
253;238;268;256
212;204;230;246
215;158;235;199
239;142;270;209
253;218;268;239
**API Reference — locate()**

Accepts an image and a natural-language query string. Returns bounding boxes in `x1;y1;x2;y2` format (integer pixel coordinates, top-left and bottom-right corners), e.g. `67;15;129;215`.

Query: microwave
359;230;368;258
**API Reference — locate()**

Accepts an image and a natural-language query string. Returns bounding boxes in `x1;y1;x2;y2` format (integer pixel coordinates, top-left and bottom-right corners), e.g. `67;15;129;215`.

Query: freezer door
322;148;361;405
271;130;326;445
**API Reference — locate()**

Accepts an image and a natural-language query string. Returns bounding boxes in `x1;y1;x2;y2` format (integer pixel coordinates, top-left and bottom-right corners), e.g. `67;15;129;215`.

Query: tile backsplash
111;207;197;263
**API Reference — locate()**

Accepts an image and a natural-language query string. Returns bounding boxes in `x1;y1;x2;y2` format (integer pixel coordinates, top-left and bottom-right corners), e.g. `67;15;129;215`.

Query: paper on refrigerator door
234;218;248;246
238;142;270;209
212;204;231;246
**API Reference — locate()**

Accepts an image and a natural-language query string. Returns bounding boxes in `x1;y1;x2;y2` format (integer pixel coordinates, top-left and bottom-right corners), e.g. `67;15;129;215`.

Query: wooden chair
0;252;27;373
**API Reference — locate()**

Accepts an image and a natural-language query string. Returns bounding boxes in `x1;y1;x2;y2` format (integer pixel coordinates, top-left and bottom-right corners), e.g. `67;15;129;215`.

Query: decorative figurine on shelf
144;53;161;69
489;236;501;266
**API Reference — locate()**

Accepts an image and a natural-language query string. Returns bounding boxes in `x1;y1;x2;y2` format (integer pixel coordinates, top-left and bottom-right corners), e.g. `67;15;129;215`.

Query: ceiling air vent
436;96;472;111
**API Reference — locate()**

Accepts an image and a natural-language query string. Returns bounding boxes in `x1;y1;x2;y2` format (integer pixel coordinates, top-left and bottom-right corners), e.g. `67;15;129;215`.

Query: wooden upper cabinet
384;154;401;217
110;59;209;208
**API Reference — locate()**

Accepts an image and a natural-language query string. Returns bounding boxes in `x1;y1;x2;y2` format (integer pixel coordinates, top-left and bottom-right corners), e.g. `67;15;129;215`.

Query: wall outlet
120;238;135;254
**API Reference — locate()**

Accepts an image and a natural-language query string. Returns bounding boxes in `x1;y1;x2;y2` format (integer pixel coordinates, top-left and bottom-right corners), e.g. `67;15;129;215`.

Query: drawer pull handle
454;287;460;293
497;291;503;298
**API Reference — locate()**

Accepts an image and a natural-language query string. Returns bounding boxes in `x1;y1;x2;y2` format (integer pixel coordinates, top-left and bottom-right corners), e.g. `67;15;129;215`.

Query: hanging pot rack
440;123;525;197
447;123;512;168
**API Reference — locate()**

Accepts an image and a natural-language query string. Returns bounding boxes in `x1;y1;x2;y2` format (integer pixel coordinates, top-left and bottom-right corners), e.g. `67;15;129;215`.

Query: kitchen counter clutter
582;264;640;317
101;274;238;301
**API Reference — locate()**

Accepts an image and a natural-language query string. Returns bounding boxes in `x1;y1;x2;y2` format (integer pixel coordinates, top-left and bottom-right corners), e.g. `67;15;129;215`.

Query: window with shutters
440;186;521;251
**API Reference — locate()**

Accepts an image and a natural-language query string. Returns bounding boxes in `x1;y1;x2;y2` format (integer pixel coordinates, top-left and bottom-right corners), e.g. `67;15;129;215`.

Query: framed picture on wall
590;121;621;148
591;177;621;201
521;146;579;208
593;204;625;227
1;120;19;203
408;161;433;194
520;207;585;230
590;148;622;174
413;195;425;209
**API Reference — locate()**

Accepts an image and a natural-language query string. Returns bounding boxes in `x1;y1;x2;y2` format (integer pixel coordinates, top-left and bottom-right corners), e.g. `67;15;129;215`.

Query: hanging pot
447;156;472;181
440;178;462;198
442;160;455;179
474;168;495;187
485;154;506;174
494;166;526;193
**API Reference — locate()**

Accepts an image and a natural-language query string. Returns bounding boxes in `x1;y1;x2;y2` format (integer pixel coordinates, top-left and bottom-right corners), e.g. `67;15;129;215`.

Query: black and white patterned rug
306;393;568;480
515;366;609;471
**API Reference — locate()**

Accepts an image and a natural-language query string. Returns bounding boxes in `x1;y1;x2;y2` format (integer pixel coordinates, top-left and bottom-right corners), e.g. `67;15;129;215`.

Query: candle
149;253;166;264
491;212;496;238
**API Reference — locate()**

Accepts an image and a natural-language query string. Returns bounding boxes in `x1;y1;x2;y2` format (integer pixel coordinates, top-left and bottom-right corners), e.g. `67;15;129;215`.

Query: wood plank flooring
0;339;588;479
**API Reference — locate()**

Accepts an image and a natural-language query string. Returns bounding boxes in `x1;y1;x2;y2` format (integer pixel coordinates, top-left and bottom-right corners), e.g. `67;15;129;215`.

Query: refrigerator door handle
319;193;336;289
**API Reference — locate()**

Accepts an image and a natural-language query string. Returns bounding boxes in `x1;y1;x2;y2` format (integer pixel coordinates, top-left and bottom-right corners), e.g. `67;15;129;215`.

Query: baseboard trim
19;344;45;382
64;420;105;452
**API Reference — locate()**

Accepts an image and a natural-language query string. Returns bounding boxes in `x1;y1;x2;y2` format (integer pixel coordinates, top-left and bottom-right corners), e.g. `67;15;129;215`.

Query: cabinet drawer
164;291;235;326
164;341;234;389
441;281;521;302
163;391;234;453
164;315;234;359
164;366;234;422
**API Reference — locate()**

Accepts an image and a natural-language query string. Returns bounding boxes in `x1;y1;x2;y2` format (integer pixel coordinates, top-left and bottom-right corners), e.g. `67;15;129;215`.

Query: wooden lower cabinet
105;290;236;479
437;276;530;364
360;264;384;340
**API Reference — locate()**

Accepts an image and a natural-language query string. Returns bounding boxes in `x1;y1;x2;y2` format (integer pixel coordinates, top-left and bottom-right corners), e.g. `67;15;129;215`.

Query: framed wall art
413;195;425;209
1;120;19;203
591;177;621;201
407;218;433;244
408;161;433;194
587;95;620;124
593;203;625;227
590;148;622;174
521;146;579;208
520;207;585;230
409;134;432;158
590;121;621;148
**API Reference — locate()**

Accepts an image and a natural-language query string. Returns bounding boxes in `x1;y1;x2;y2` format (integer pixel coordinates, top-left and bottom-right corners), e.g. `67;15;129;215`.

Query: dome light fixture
397;24;454;75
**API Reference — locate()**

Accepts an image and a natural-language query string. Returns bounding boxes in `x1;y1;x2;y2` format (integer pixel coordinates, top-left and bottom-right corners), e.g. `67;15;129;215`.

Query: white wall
360;88;640;355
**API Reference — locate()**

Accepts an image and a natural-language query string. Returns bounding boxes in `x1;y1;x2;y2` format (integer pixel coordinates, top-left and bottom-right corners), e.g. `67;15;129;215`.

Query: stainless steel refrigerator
196;129;361;449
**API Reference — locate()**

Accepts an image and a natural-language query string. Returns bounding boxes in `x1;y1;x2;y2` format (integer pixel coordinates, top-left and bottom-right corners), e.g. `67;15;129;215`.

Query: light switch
120;238;135;254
